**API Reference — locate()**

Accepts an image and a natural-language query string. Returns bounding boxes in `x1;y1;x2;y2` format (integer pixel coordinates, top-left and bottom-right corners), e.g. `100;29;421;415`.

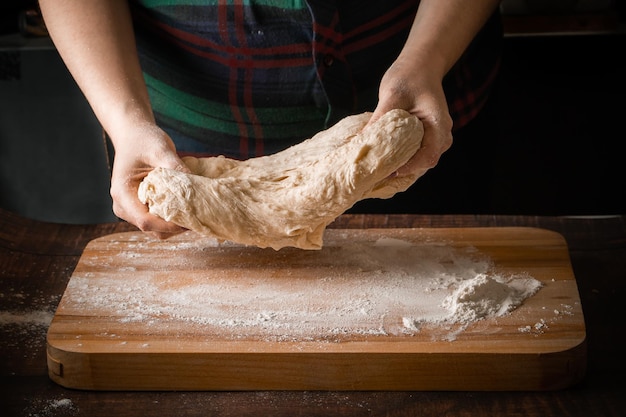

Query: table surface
1;207;625;417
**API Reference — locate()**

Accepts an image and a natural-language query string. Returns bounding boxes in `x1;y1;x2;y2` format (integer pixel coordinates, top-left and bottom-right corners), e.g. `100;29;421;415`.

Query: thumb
156;151;191;174
365;104;395;128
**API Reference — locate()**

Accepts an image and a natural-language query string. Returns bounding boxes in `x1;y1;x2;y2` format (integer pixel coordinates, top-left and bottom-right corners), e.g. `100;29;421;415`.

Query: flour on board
61;235;544;342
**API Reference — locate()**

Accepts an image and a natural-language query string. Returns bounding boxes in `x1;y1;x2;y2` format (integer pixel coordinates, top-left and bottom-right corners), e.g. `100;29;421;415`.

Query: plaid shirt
130;0;501;159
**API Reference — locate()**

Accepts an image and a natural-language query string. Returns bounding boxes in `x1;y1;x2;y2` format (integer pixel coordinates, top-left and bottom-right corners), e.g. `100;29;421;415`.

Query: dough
138;109;423;250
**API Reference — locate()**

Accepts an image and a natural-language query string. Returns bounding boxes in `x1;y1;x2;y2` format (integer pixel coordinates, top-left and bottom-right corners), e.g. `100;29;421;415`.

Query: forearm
38;0;154;142
402;0;501;81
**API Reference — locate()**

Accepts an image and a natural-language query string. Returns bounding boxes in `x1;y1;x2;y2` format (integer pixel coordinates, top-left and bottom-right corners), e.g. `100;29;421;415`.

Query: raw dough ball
138;109;423;250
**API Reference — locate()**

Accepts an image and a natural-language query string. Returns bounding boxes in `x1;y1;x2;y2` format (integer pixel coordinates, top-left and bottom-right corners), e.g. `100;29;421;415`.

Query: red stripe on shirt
149;16;311;57
343;14;415;55
234;0;264;155
216;0;248;155
342;1;416;43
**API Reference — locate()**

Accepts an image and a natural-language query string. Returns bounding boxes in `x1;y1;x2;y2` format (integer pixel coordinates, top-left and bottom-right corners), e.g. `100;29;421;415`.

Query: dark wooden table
1;207;625;416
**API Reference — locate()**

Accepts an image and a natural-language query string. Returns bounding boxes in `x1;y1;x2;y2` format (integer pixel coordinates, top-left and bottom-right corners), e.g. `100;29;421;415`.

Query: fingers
159;150;192;174
366;103;395;127
109;129;190;238
111;176;187;239
396;115;453;179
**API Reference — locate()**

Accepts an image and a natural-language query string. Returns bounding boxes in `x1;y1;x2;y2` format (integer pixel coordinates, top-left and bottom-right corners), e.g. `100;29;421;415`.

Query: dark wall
489;33;624;215
0;48;117;224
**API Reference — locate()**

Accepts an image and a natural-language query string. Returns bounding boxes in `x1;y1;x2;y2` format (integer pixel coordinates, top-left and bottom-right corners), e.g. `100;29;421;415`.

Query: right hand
109;124;191;239
368;57;453;182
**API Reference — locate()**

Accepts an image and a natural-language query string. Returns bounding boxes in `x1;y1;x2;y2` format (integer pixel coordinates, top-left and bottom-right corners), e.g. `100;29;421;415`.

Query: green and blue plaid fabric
131;0;501;158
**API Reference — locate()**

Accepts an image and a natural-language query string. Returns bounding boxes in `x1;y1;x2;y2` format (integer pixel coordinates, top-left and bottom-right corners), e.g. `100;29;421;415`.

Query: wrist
107;120;171;160
396;43;449;84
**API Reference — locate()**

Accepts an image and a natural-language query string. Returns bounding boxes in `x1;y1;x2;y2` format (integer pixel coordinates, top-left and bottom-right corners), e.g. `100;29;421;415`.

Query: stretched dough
138;109;423;250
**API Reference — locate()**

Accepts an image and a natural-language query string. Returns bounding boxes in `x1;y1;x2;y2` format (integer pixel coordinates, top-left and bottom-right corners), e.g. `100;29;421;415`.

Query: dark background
1;4;625;223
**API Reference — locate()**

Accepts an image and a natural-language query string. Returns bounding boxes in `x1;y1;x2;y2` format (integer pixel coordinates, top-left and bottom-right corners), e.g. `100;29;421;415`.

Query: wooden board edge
46;336;587;391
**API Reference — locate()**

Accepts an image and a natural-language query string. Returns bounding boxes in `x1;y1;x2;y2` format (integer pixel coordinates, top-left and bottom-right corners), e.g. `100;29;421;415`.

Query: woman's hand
370;56;453;181
109;124;191;239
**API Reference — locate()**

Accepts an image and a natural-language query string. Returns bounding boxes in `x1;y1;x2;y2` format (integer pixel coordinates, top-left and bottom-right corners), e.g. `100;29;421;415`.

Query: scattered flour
24;398;77;417
0;289;58;357
59;234;545;342
0;310;54;327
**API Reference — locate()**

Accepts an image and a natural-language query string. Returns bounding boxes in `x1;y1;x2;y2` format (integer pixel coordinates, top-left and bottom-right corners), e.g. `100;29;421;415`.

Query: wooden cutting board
47;227;586;391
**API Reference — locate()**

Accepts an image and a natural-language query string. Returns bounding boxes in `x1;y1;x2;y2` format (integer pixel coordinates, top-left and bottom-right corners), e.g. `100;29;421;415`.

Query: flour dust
60;234;545;342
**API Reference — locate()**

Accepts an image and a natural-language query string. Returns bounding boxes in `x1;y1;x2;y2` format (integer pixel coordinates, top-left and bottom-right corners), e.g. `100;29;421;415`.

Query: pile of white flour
63;236;543;342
